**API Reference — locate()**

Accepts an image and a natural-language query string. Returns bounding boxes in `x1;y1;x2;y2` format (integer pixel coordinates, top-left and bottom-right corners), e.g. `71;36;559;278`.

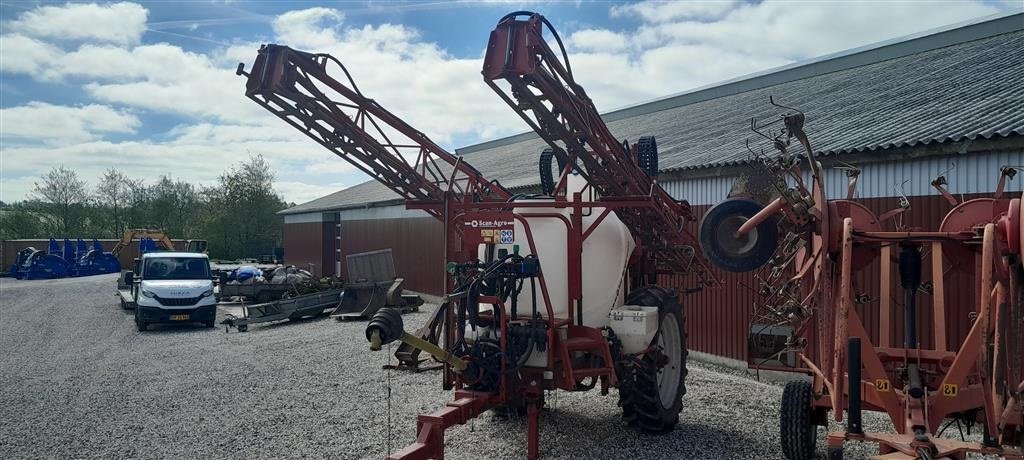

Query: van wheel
134;310;148;332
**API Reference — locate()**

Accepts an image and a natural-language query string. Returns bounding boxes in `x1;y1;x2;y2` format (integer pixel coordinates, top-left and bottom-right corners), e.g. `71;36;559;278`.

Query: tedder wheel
618;286;687;433
780;380;817;460
699;197;779;272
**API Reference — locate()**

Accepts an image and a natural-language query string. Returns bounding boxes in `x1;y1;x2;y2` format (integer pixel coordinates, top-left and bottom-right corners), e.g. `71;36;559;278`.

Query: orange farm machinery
238;11;719;459
700;104;1022;459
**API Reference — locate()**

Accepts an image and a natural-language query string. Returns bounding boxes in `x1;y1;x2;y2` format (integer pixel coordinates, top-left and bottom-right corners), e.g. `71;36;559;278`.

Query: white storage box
607;305;659;354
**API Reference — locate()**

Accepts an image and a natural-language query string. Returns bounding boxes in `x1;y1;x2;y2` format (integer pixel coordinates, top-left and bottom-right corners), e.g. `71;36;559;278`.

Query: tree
0;205;45;240
93;168;138;237
201;154;287;259
31;165;87;235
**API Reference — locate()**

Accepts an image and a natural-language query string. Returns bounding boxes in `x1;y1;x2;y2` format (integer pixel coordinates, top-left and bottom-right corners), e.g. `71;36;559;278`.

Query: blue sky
1;1;1016;205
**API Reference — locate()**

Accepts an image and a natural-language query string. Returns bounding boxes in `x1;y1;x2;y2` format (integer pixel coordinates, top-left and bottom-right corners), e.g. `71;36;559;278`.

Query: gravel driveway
2;274;909;459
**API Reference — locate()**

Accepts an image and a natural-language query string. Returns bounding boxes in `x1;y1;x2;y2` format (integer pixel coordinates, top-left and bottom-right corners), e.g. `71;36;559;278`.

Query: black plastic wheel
539;147;569;196
637;136;658;177
781;380;817;460
699;197;779;272
618;286;687;433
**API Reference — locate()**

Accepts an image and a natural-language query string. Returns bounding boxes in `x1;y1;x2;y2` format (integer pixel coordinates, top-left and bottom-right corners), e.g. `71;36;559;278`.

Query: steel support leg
527;401;540;460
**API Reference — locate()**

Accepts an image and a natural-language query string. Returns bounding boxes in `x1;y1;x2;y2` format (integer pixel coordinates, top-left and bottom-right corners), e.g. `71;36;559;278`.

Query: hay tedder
700;105;1023;458
239;11;719;459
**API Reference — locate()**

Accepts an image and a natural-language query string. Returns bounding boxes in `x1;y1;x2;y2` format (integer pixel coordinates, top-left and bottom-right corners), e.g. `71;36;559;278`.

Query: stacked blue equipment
9;238;122;280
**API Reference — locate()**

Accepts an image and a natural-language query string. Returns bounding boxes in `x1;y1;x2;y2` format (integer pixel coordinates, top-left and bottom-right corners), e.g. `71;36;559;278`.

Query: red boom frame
482;12;718;289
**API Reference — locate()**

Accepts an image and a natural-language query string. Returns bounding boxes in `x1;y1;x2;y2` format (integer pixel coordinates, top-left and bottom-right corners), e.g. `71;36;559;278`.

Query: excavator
109;228;207;256
238;11;718;459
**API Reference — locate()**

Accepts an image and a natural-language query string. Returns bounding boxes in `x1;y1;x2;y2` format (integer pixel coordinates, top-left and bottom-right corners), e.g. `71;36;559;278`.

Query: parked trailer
220;289;345;332
216;279;292;303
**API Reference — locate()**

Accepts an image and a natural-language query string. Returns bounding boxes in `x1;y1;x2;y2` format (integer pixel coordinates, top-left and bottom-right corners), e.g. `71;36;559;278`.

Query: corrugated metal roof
280;12;1024;215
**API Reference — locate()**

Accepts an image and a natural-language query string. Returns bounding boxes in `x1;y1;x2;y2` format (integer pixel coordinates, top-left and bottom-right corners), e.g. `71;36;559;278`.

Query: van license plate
170;314;189;321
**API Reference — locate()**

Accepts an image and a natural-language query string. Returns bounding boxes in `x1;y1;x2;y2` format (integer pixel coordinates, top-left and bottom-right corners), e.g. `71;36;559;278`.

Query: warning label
479;228;514;244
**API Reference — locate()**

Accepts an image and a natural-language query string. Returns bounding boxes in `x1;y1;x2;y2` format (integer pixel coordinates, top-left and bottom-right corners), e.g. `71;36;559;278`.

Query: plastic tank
483;173;635;328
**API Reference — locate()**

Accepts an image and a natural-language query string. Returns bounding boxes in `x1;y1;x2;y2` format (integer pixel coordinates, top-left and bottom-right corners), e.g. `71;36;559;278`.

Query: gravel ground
0;274;955;459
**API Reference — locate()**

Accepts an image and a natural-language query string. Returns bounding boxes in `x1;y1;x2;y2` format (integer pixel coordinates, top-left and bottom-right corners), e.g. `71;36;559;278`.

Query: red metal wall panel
277;189;1018;361
282;222;326;276
338;217;445;296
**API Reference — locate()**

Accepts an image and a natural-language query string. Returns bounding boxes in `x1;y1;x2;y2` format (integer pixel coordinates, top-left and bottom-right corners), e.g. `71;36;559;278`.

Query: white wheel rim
656;312;682;407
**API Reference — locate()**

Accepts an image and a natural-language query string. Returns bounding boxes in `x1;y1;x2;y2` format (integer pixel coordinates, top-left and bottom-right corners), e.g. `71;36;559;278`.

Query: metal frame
737;109;1022;459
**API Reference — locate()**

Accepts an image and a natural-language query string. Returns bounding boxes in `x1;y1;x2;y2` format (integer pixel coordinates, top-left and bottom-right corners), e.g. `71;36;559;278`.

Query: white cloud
6;2;148;45
272;7;345;49
0;102;140;145
611;1;739;23
0;34;64;74
568;29;629;52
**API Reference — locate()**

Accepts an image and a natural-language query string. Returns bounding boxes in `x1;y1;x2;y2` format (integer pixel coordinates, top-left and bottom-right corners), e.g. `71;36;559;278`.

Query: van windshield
143;257;210;280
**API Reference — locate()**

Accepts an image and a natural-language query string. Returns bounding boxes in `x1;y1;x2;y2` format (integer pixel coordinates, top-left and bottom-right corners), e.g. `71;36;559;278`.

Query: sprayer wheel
781;380;817;460
618;286;687;433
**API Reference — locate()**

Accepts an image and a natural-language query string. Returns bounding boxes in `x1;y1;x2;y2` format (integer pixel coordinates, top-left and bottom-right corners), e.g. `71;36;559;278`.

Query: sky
0;1;1017;206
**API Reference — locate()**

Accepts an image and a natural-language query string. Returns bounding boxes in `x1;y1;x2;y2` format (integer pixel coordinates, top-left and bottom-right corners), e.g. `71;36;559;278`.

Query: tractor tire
539;147;569;196
636;136;658;177
618;286;687;433
780;380;817;460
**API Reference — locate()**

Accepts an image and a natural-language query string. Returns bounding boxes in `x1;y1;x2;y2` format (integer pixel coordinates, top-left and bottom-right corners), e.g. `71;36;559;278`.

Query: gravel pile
2;275;917;459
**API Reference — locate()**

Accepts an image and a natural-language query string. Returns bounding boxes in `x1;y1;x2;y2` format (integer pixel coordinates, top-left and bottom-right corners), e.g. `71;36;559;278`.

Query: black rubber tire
204;320;216;328
618;286;687;433
135;318;148;332
781;380;817;460
539;147;568;196
637;136;658;177
699;197;779;272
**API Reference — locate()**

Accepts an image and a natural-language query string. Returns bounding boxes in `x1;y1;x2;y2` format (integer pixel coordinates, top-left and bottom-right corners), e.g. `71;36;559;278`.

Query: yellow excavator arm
110;229;176;256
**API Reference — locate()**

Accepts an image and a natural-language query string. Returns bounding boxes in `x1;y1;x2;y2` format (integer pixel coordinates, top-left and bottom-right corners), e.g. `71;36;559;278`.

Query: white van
127;252;217;331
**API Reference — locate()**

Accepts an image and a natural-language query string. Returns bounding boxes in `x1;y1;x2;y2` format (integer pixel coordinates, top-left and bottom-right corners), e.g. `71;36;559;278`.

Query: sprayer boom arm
482;13;715;284
240;45;510;220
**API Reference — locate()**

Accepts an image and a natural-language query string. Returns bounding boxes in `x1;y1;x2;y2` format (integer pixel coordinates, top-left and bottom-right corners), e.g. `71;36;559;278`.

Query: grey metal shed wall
662;151;1023;206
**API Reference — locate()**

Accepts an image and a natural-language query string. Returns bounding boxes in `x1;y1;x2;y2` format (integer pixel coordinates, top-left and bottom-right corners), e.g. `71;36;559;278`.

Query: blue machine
9;237;121;280
74;239;122;276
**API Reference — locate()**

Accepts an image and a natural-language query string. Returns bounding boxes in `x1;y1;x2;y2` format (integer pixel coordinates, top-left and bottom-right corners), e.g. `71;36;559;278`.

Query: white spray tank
481;171;636;329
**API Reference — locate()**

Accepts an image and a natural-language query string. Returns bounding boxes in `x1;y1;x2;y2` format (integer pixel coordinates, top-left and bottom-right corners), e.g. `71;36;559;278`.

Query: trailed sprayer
238;11;718;459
